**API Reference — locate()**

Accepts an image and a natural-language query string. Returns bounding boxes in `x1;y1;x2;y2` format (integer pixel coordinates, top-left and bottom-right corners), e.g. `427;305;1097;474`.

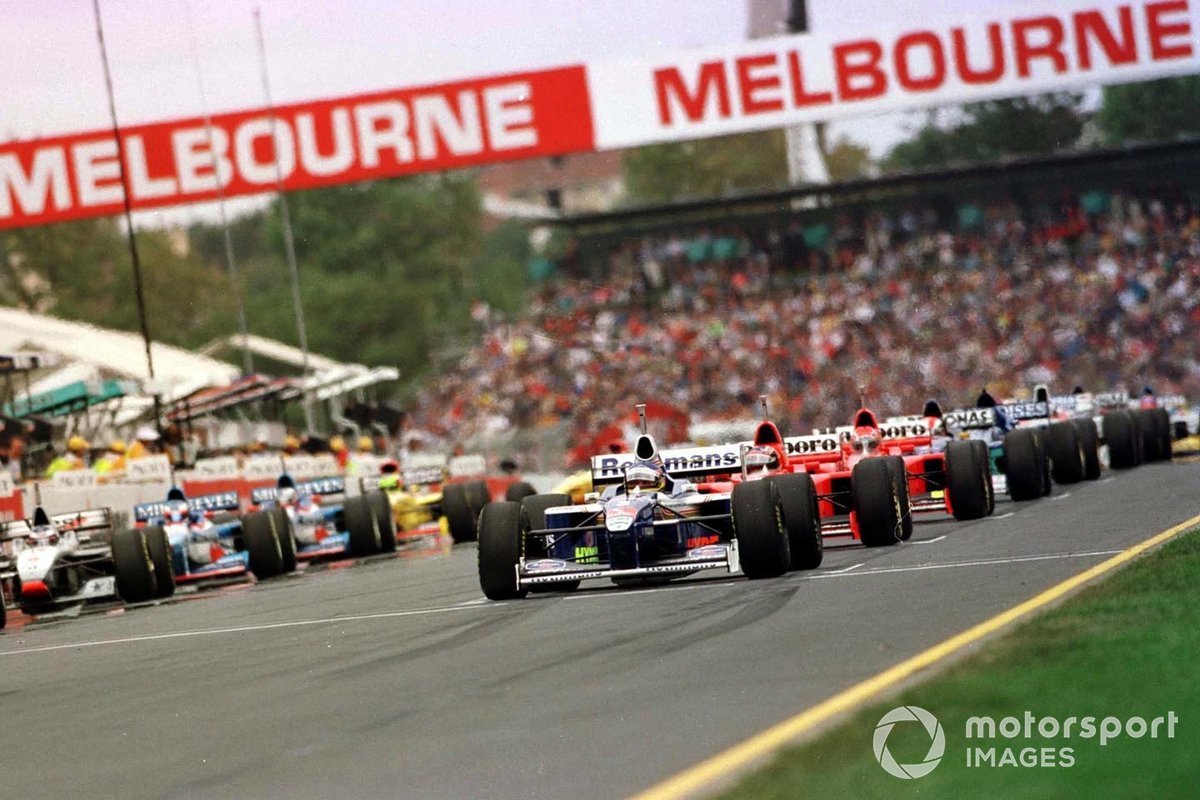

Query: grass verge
719;526;1200;799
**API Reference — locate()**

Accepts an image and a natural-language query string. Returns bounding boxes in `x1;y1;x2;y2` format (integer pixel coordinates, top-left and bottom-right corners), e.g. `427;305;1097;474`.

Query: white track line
993;512;1015;520
831;563;863;574
1051;492;1073;501
803;549;1123;580
912;535;947;545
0;604;496;657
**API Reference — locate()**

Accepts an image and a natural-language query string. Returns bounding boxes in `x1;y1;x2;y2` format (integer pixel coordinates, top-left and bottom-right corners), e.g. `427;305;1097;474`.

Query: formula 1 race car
939;400;1061;501
477;429;818;599
365;462;490;545
801;406;995;544
125;487;295;601
1035;388;1173;469
252;475;396;561
0;506;119;626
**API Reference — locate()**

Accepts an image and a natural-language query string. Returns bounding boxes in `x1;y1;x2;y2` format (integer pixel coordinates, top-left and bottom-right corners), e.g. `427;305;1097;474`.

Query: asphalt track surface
2;461;1198;800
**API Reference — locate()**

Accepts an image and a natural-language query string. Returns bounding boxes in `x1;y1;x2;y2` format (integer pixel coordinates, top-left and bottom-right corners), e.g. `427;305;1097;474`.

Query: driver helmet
625;460;666;493
165;499;190;524
744;445;781;473
277;486;298;506
852;427;881;454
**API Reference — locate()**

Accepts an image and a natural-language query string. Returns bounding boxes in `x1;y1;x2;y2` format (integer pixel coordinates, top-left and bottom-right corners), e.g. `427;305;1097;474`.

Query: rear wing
362;466;444;493
447;454;487;477
590;444;740;486
781;433;842;457
1;507;114;544
134;491;240;523
811;419;933;441
943;407;996;430
998;401;1050;421
252;476;346;505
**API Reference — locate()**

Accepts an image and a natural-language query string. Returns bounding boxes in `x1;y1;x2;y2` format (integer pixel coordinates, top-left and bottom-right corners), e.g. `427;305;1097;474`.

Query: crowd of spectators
409;187;1200;461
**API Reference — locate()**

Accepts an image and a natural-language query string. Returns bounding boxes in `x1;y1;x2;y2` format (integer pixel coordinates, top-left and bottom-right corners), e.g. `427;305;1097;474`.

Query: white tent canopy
0;306;238;404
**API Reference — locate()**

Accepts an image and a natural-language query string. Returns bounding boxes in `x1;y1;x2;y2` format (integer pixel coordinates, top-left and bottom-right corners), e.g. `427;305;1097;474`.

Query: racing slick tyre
1003;429;1044;501
1136;409;1163;462
945;440;989;521
0;588;6;629
465;480;491;522
884;456;913;541
1104;411;1140;469
243;510;285;579
142;525;176;599
478;502;529;600
1154;408;1173;461
1071;418;1102;480
1046;422;1085;485
268;506;297;572
970;439;996;515
442;483;478;544
731;480;790;579
112;528;157;603
365;490;397;553
766;473;822;570
520;493;579;592
1031;430;1052;496
852;459;903;547
343;495;383;557
504;481;537;502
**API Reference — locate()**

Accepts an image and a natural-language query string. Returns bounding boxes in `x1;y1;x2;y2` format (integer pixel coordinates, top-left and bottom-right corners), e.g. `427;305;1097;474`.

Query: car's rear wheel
242;510;284;578
766;473;822;570
1103;411;1139;469
442;483;478;543
1046;422;1084;485
946;440;989;520
143;525;176;599
1003;429;1043;501
343;495;382;556
112;528;157;603
1071;418;1102;480
505;481;537;502
731;480;789;578
852;459;903;547
366;490;397;553
478;502;528;600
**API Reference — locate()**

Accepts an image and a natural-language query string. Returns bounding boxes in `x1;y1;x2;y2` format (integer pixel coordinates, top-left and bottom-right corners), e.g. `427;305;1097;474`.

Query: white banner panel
588;0;1200;148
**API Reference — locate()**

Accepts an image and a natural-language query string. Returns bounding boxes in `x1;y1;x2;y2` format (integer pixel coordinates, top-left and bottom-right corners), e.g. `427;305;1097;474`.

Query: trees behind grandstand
1097;76;1200;145
883;94;1086;171
1;174;528;388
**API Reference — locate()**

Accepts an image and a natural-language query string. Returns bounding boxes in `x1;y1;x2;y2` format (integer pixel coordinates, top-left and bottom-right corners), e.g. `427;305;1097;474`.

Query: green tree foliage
623;129;788;202
824;135;874;182
2;172;529;391
1097;76;1200;144
1;217;234;349
884;94;1085;172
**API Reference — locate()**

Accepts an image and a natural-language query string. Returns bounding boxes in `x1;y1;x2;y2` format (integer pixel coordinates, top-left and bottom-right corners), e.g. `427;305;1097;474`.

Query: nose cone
20;580;51;601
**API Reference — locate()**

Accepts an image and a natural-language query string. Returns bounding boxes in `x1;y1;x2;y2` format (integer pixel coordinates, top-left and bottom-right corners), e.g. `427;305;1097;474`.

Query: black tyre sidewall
343;495;382;556
478;502;528;600
143;525;176;599
732;480;789;578
242;510;284;578
112;528;157;603
946;441;988;520
767;474;823;570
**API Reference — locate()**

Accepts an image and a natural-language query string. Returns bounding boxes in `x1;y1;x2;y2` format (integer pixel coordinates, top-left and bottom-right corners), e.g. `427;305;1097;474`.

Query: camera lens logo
873;706;945;779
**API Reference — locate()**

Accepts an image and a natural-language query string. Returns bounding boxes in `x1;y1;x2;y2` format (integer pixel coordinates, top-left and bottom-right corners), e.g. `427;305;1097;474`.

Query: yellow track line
632;511;1200;800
